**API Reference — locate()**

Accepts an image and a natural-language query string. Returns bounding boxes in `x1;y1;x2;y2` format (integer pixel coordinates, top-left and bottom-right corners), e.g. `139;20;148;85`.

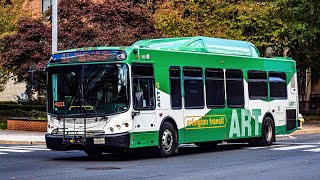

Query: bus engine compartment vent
286;109;297;131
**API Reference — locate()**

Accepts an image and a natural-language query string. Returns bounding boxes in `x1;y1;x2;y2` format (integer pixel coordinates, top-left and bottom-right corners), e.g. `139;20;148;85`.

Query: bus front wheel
159;122;178;157
258;117;275;146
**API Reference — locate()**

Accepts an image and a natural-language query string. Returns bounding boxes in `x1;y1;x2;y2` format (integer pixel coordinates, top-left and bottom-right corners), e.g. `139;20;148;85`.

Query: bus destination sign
49;50;127;64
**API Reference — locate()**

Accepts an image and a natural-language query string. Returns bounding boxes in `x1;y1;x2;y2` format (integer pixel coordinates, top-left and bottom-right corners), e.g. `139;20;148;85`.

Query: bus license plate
93;138;105;144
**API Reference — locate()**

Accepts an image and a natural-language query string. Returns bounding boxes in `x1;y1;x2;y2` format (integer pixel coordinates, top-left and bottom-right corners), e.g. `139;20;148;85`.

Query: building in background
0;0;50;102
0;77;27;101
23;0;51;17
299;68;320;115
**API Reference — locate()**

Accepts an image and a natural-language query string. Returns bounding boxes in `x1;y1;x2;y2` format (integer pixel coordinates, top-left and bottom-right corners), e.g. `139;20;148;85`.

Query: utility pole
52;0;58;54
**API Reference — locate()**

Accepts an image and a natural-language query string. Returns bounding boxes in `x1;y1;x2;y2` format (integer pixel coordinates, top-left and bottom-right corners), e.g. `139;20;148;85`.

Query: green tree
154;0;288;55
0;0;24;37
276;0;320;69
154;0;320;94
0;0;27;91
273;0;320;95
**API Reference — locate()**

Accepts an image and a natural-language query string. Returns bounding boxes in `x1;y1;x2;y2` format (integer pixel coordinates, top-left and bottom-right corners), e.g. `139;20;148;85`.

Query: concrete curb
291;129;320;135
276;135;295;140
0;140;46;145
276;129;320;140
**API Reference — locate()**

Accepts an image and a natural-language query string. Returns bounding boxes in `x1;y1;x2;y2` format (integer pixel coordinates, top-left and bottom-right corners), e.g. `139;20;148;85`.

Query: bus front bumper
45;132;130;151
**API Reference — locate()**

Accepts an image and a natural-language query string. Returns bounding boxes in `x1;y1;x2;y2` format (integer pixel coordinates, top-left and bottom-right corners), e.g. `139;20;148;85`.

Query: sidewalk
291;121;320;135
0;130;46;145
0;121;320;145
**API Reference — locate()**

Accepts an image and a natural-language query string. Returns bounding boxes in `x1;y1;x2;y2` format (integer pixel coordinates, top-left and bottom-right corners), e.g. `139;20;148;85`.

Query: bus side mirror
132;111;140;119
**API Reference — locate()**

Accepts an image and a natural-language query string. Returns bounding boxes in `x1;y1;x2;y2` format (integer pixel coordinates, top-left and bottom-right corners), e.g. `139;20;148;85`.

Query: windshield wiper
58;98;108;121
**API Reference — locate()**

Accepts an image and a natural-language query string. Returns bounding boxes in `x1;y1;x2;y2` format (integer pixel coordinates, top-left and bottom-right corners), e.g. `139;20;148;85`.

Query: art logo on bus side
229;109;262;138
156;82;161;108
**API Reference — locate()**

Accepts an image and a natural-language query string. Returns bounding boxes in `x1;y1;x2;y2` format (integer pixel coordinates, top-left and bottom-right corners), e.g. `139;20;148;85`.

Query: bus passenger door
132;64;157;133
182;67;207;143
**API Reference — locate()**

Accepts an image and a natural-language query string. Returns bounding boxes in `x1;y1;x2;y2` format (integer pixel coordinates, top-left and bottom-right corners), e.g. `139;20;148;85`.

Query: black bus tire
258;117;275;146
159;122;178;157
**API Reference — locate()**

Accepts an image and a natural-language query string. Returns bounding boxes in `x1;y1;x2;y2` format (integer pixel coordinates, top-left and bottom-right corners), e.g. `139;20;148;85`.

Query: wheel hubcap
266;123;273;141
162;129;173;152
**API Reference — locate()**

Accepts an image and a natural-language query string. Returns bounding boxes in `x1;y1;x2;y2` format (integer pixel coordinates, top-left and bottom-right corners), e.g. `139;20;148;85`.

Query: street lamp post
52;0;58;54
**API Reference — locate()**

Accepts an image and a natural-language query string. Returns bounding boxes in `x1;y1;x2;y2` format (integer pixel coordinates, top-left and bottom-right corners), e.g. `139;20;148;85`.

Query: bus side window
170;67;182;109
269;72;287;99
205;68;225;108
248;70;268;100
132;64;155;109
226;69;244;108
183;67;204;109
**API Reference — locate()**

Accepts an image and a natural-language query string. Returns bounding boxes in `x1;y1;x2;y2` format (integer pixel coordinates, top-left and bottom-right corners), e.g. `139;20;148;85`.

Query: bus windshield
47;63;129;116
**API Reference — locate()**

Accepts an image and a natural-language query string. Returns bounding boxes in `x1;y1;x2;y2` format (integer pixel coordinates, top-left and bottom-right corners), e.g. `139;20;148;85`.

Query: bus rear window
248;70;268;100
269;72;287;99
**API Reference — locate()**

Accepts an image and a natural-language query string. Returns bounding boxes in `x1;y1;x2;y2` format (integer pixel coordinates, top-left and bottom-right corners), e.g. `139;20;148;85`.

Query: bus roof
55;46;126;54
132;36;260;58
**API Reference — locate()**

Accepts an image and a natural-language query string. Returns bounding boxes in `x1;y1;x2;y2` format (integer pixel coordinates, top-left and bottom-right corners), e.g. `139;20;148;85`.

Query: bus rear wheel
159;122;178;157
257;117;275;146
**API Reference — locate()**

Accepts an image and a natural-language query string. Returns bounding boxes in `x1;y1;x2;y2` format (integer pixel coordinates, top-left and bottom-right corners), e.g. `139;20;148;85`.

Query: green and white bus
45;36;298;157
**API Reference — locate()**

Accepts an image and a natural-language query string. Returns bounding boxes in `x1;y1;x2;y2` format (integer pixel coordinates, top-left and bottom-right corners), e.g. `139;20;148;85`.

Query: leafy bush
0;120;7;129
0;104;46;112
0;109;46;120
0;101;17;104
0;104;46;120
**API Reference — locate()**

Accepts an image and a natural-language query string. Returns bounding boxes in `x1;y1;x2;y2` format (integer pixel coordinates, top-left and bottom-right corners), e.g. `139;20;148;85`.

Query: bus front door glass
132;64;156;132
47;63;130;116
133;78;155;109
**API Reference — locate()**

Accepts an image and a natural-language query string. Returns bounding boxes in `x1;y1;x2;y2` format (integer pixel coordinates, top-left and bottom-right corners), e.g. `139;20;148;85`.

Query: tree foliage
154;0;320;94
47;0;158;50
0;0;27;91
0;0;158;95
154;0;288;55
0;18;51;95
276;0;320;69
0;0;26;37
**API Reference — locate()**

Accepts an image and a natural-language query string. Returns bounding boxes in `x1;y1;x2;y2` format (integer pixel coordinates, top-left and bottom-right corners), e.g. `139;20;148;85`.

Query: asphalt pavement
0;133;320;179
